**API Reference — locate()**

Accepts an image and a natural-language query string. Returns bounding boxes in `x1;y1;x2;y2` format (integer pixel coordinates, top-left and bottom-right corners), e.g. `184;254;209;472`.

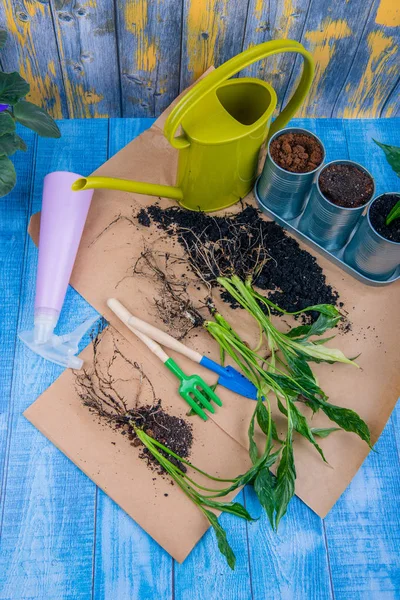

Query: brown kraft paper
26;79;400;561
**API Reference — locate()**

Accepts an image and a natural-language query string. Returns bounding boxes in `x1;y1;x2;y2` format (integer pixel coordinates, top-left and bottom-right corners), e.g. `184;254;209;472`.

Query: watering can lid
180;78;276;145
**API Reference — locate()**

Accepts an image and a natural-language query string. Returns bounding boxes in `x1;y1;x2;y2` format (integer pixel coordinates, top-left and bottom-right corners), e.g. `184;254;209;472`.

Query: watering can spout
72;176;184;202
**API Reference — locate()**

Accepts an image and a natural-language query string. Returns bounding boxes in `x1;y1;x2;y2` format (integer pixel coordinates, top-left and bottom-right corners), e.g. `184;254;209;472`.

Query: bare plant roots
76;328;154;419
89;211;136;248
162;219;271;292
76;328;193;472
132;248;206;338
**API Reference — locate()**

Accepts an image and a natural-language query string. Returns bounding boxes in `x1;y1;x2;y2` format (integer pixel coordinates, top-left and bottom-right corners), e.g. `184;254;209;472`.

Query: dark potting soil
143;204;340;321
116;400;193;473
319;163;374;208
270;132;323;173
369;194;400;243
137;208;151;227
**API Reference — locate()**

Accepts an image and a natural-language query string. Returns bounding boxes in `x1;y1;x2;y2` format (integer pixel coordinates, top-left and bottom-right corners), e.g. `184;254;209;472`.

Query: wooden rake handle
107;298;170;364
107;298;202;363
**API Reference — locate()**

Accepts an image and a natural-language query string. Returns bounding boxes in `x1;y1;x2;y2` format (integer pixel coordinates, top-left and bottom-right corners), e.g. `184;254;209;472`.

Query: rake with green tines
107;299;222;421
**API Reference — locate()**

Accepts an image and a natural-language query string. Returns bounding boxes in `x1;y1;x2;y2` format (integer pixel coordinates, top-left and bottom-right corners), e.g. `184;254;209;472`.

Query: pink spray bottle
19;171;98;369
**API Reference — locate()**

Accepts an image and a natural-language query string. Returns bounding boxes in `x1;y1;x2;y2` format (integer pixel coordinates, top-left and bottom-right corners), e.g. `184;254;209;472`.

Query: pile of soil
369;194;400;243
319;163;374;208
270;132;323;173
116;401;193;473
141;204;340;321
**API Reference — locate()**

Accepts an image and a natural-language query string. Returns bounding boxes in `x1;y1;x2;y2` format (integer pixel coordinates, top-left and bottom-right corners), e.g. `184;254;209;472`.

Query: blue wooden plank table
0;117;399;600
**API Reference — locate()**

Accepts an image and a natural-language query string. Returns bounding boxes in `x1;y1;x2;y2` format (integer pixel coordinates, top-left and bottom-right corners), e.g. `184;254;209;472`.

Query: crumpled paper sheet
26;79;400;562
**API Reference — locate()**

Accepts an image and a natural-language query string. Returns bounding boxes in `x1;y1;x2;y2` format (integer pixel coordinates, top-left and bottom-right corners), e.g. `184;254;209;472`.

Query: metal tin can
257;127;325;220
344;193;400;281
297;160;375;251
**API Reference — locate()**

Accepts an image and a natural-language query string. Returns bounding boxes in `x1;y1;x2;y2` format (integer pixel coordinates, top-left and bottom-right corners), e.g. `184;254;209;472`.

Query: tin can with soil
257;128;325;220
298;160;375;251
344;193;400;280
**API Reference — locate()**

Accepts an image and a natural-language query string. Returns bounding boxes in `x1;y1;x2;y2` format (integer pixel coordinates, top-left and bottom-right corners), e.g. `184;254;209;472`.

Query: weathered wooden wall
0;0;399;119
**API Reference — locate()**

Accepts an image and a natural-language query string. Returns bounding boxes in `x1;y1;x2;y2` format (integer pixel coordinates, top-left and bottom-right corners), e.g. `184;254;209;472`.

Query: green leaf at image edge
385;200;400;226
0;155;16;196
203;509;236;570
0;72;30;105
0;112;16;135
13;100;61;138
373;139;400;177
0;132;27;156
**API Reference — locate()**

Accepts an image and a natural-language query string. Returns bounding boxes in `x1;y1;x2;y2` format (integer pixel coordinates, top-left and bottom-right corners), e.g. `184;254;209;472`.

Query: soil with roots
139;204;340;322
77;330;193;474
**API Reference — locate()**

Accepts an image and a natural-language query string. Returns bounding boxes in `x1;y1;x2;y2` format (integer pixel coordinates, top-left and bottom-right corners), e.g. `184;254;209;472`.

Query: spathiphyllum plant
0;29;61;197
135;276;372;569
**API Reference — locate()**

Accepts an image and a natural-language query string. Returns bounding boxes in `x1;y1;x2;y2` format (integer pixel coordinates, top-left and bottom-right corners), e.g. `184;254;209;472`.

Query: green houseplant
0;29;61;197
373;139;400;225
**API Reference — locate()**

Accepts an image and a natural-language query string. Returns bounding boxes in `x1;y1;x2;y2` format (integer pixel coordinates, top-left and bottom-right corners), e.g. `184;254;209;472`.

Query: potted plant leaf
343;140;400;279
344;192;400;280
0;29;61;197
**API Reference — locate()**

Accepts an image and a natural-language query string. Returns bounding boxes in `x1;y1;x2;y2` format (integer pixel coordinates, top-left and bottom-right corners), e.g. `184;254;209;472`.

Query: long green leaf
13;100;61;138
0;154;16;196
290;340;357;365
319;402;371;447
288;399;327;462
253;465;275;528
274;431;296;529
203;509;236;570
248;410;259;464
256;400;281;443
201;499;255;521
286;311;340;340
311;427;341;438
0;72;29;105
373;139;400;177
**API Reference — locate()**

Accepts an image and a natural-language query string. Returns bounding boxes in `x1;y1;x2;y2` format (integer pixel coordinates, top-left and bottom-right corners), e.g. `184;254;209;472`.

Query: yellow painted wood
0;0;398;118
0;0;67;117
242;0;310;113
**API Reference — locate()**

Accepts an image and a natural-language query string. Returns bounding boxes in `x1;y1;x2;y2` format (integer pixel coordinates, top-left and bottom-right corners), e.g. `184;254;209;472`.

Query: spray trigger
19;315;99;369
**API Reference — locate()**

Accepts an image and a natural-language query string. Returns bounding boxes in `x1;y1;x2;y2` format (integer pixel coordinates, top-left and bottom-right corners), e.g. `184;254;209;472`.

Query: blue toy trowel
107;299;258;400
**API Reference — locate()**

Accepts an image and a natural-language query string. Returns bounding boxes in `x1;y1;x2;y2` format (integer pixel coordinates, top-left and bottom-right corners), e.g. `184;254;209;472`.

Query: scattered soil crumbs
369;194;400;243
319;163;374;208
142;204;339;322
116;400;193;473
270;132;323;173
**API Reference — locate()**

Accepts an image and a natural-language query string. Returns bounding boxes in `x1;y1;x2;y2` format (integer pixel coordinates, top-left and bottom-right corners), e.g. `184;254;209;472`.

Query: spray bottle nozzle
19;314;99;369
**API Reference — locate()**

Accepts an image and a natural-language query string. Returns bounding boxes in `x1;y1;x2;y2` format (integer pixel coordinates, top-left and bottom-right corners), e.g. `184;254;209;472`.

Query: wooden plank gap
380;73;400;118
322;519;336;600
330;0;376;118
112;0;124;118
242;490;255;600
90;486;99;600
280;0;314;110
48;0;71;119
0;131;38;535
177;0;186;94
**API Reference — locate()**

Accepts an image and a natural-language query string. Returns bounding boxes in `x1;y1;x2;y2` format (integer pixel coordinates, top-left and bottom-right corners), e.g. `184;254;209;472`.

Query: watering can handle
164;39;314;150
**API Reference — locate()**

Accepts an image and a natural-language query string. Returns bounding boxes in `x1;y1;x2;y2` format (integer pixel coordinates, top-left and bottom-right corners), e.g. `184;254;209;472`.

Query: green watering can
73;40;314;212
